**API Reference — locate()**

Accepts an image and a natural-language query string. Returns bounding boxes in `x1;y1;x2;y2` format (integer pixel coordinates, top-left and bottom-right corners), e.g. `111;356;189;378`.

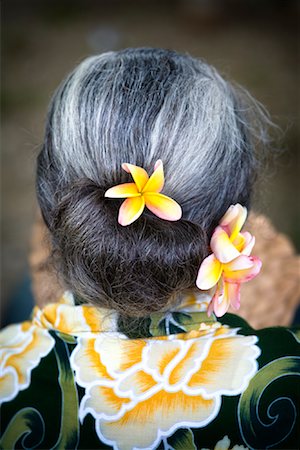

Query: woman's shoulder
1;292;299;450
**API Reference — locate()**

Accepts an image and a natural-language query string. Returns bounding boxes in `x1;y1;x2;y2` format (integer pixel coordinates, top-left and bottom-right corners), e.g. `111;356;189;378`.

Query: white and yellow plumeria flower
104;160;182;226
196;204;262;317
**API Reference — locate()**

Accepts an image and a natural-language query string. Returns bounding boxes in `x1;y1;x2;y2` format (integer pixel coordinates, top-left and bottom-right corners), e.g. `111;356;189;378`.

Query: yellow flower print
174;292;212;313
0;322;54;404
32;291;118;335
71;325;260;450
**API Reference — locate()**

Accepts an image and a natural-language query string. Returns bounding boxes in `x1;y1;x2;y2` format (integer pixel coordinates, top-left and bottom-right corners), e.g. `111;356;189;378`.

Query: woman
1;48;299;450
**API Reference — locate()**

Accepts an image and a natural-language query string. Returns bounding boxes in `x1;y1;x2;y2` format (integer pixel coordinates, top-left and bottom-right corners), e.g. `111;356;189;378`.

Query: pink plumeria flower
196;204;262;317
104;160;182;226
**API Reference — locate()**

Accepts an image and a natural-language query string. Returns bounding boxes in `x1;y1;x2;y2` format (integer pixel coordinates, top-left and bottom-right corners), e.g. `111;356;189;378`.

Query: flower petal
142;160;164;193
210;227;240;263
241;232;255;256
226;283;241;310
212;282;240;317
187;328;259;395
122;163;149;192
223;256;262;284
144;193;182;221
196;254;222;290
104;183;140;198
118;196;145;226
207;286;219;317
232;233;246;252
99;390;216;450
225;255;255;271
207;283;232;317
220;204;247;242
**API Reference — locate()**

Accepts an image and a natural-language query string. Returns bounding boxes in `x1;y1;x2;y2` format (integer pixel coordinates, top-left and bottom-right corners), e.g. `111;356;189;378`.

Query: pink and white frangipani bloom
196;204;262;317
104;160;182;226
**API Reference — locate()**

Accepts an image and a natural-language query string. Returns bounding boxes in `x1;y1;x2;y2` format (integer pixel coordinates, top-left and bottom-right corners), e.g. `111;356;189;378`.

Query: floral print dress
0;291;299;450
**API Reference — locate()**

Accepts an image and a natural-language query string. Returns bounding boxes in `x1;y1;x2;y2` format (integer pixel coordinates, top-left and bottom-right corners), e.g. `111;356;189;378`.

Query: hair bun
48;179;208;316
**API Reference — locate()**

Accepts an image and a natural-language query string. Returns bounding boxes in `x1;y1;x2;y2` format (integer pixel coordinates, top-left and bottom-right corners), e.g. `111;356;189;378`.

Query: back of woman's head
36;47;270;316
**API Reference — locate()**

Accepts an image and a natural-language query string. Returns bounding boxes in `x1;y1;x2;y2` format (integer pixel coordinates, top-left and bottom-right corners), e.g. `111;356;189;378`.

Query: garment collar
32;291;216;338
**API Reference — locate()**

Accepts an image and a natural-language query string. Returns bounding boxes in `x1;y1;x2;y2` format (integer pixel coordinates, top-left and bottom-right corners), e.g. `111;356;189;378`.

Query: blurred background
1;0;299;325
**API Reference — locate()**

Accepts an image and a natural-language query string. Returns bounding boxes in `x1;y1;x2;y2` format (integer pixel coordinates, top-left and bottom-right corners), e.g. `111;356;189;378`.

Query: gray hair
37;48;271;316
